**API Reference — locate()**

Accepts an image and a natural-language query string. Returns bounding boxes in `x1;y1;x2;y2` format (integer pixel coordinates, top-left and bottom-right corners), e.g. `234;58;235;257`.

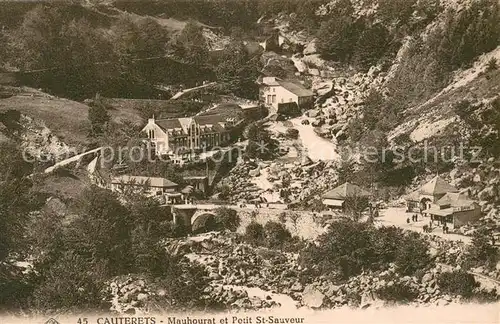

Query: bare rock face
303;39;318;55
302;285;325;308
291;281;304;292
249;167;261;177
421;272;434;284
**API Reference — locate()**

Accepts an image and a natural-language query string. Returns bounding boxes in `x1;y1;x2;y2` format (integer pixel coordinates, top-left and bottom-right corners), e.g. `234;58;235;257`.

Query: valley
0;0;499;319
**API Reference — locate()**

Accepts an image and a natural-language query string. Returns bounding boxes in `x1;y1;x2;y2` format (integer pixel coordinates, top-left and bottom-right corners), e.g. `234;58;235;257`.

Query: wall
142;120;169;154
453;206;482;228
261;85;299;111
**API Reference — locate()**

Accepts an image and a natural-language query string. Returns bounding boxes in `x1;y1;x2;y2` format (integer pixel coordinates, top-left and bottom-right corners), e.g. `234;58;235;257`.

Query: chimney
148;114;155;124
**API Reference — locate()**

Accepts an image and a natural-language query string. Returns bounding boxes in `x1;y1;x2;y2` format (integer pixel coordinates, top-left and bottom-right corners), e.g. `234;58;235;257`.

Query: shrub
218;185;231;200
263;221;292;247
278;212;287;224
463;228;499;269
437;270;479;298
299;220;432;279
487;58;498;72
395;232;433;276
214;207;240;232
245;222;265;243
285;128;299;139
145;252;212;311
375;282;419;303
31;252;110;312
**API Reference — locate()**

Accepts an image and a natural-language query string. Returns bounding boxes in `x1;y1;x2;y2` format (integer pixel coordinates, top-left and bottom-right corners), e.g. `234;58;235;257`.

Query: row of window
266;94;294;105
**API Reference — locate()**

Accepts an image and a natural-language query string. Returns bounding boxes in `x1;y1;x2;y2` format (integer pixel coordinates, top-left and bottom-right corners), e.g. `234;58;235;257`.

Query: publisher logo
45;319;60;324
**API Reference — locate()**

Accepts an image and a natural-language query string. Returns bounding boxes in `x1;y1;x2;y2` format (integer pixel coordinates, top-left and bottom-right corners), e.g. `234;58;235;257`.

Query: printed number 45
77;318;88;324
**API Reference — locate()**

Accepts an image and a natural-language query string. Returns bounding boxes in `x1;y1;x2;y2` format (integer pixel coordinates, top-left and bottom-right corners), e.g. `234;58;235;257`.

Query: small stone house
259;77;314;113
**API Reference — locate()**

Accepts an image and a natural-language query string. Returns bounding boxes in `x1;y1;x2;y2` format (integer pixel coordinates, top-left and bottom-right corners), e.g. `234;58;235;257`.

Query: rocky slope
106;231;500;315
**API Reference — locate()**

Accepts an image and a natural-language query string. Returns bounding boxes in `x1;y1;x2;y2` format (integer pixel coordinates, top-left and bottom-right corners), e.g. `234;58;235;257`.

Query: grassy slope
0;87;144;146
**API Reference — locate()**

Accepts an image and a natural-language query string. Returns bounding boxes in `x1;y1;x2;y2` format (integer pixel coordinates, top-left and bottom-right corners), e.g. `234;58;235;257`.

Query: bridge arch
191;210;217;233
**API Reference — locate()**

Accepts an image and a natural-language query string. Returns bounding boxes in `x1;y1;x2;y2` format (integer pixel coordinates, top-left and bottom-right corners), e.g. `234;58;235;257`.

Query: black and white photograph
0;0;499;323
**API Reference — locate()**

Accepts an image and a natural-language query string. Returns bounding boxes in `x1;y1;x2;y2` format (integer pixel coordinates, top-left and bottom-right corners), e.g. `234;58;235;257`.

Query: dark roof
277;80;314;97
156;119;182;131
193;114;225;126
323;182;371;200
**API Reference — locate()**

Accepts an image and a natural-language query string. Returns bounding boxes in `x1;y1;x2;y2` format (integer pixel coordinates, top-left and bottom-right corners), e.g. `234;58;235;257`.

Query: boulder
291;282;304;292
307;109;320;118
136;293;148;302
421;272;433;284
303;40;318;55
322;283;341;298
309;68;320;76
302;285;325;308
249;167;261;177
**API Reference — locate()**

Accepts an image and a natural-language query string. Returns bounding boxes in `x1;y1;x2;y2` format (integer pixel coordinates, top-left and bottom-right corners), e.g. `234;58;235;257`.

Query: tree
394;232;433;276
245;221;265;243
146;253;211;311
88;99;111;135
361;90;386;130
136;18;169;58
0;143;38;309
343;195;369;222
214;207;240;232
245;122;278;159
464;227;499;269
215;41;261;99
335;152;357;184
299;220;432;279
65;186;131;275
218;184;231;200
316;16;360;62
0;142;35;262
285;128;299;139
111;16;142;58
14;5;113;99
263;221;292;247
353;24;391;71
112;16;169;59
172;20;208;67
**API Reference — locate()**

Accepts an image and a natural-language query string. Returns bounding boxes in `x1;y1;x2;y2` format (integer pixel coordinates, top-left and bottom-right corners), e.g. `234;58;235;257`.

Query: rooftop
436;192;477;207
323;182;371;200
420;176;458;196
277;79;314;97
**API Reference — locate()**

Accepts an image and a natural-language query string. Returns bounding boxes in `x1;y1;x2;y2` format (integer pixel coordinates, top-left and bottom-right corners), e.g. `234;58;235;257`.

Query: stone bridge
171;204;221;232
170;203;292;233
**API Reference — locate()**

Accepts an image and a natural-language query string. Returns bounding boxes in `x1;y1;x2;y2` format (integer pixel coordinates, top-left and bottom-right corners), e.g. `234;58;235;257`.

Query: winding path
44;147;103;174
170;82;218;100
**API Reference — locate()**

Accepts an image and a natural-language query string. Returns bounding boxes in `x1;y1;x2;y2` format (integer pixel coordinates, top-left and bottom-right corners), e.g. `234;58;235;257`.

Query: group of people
406;213;420;224
422;219;450;234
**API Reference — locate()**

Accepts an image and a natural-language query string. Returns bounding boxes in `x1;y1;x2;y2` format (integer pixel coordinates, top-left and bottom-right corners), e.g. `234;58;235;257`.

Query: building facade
260;77;314;113
142;114;237;158
110;175;183;204
405;176;459;212
426;192;482;229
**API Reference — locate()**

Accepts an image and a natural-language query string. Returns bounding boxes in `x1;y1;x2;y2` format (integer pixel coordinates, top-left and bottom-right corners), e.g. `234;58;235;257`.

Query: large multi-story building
142;114;238;158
